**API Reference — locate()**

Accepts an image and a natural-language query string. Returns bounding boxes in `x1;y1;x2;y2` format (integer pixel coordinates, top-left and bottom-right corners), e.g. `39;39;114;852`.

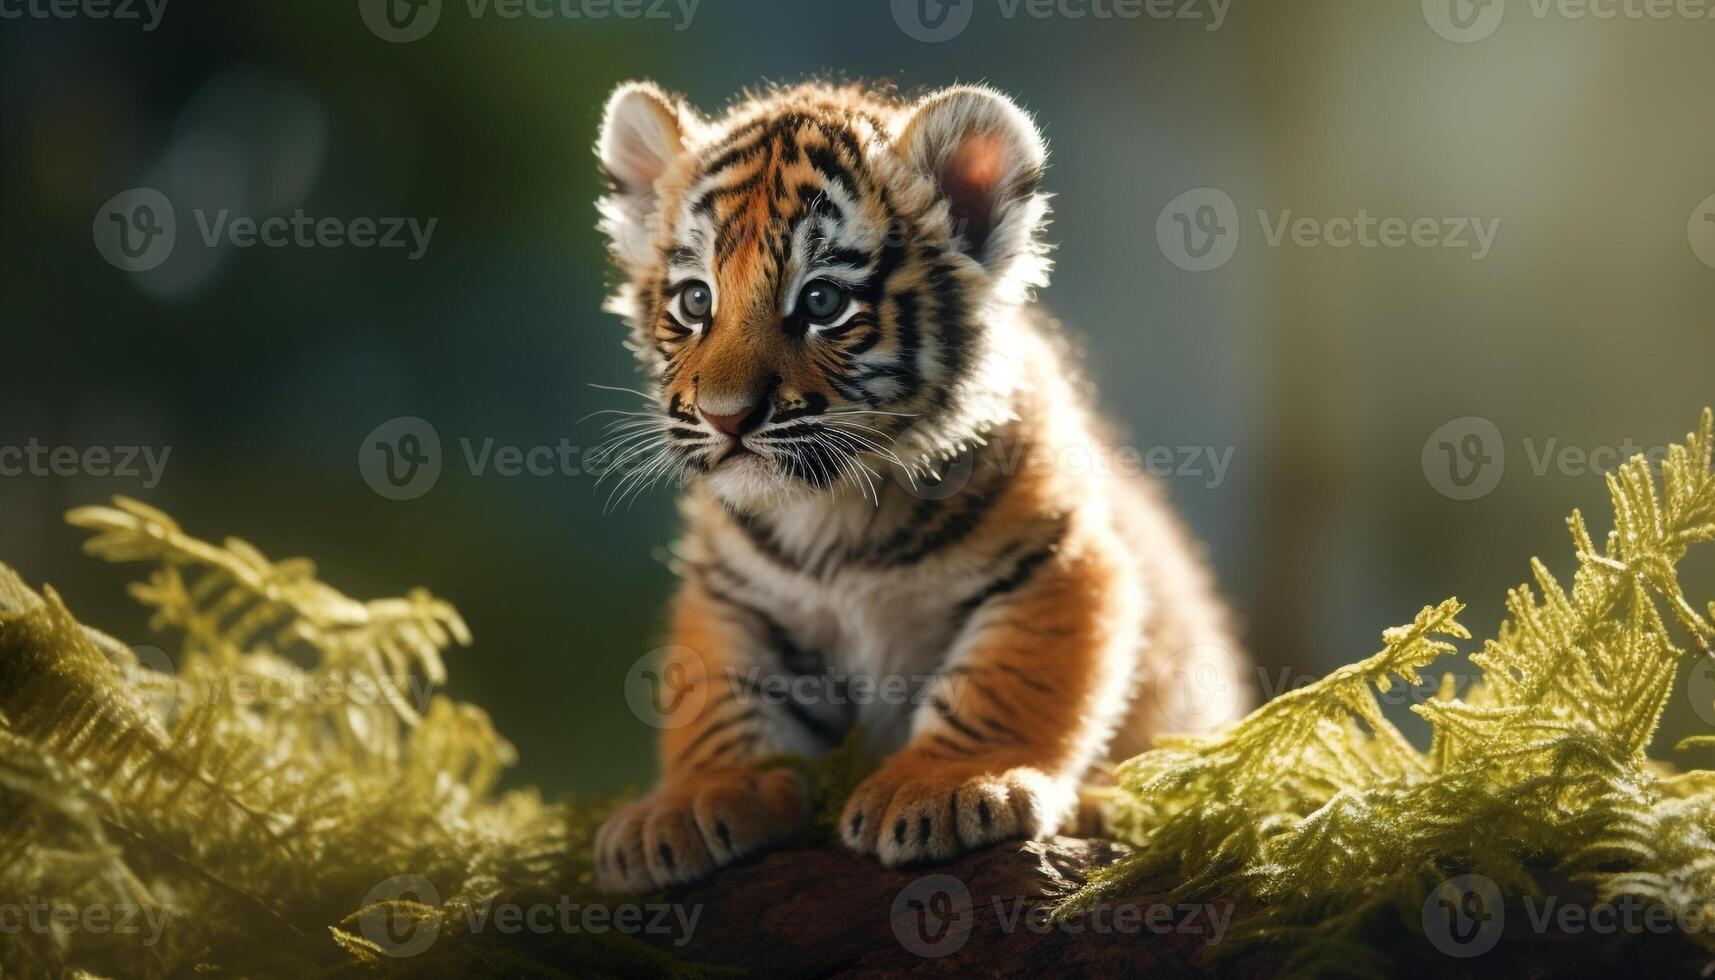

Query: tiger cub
592;80;1248;893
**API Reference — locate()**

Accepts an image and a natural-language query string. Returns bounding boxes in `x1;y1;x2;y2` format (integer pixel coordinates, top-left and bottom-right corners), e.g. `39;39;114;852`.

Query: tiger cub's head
595;81;1050;507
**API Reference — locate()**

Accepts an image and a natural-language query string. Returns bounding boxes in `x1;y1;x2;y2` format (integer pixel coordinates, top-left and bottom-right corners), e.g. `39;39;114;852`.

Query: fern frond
0;502;610;978
1067;408;1715;964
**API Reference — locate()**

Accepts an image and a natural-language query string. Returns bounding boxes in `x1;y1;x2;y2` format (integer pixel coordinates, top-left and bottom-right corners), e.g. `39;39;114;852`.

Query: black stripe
882;480;1003;567
819;121;865;170
866;494;944;561
956;538;1063;617
993;660;1057;695
778;441;843;490
932;695;985;744
696;171;766;213
888;284;923;399
782;700;843;748
802;140;859;202
973;711;1027;744
857;240;906;305
944;669;1023;718
682;704;760;766
724;669;847;748
770;392;829;424
700;124;774;175
794;183;844;224
824;245;869;268
928;263;971;409
714;212;750;264
841;321;882;358
696;731;757;767
700;568;822;675
722;506;801;572
863;455;1001;566
929;733;976;756
948;662;1054;699
666;392;698;423
759;420;827;439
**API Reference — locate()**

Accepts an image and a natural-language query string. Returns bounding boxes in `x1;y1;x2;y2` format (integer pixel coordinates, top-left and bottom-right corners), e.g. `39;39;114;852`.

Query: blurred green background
3;0;1713;797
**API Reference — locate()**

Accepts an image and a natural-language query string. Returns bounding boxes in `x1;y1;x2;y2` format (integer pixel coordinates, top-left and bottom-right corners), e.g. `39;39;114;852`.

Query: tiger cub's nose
700;402;769;438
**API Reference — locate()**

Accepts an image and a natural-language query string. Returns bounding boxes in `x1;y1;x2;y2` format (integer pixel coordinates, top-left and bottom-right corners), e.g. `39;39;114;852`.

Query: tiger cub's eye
799;279;847;322
678;281;712;321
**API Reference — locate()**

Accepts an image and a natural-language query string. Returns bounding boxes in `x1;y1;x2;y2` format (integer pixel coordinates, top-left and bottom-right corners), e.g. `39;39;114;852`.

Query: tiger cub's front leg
841;537;1139;866
595;585;809;894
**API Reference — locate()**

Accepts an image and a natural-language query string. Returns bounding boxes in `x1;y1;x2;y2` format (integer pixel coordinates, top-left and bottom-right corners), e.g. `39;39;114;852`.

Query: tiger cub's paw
839;755;1075;867
595;766;806;894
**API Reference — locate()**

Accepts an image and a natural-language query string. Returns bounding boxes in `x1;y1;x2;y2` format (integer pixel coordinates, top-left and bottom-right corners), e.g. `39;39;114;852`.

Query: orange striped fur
591;81;1248;892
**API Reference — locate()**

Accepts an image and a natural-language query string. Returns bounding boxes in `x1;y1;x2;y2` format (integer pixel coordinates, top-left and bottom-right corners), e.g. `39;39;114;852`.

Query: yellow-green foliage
0;498;693;978
1061;409;1715;968
5;413;1715;976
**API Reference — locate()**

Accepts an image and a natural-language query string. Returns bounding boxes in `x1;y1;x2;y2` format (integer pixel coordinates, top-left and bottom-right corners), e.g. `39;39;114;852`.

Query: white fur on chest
732;548;977;744
713;492;995;752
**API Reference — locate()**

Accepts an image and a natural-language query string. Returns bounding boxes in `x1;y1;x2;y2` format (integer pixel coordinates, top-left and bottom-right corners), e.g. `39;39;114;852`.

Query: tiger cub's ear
896;86;1050;291
597;81;696;266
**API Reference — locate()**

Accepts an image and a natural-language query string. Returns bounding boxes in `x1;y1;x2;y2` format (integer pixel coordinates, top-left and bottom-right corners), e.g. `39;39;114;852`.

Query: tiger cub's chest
739;549;976;676
724;545;987;751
